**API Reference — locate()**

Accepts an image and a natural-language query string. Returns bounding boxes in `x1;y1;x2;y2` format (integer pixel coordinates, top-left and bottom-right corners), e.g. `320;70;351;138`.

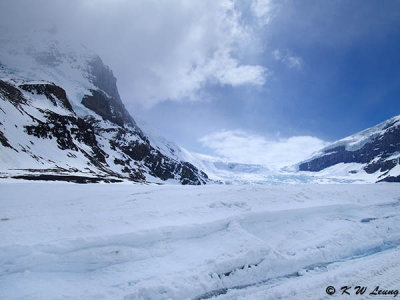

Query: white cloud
250;0;278;25
199;130;327;169
273;49;303;70
0;0;270;107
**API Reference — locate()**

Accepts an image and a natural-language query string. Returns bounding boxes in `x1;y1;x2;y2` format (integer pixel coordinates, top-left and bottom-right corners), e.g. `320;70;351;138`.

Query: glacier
1;182;400;299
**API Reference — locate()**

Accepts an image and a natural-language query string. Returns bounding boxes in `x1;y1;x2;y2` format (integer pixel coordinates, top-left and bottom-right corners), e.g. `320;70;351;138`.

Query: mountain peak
0;35;209;184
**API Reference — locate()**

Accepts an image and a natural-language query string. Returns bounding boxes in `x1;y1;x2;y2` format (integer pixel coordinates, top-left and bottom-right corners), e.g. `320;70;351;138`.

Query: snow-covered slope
298;115;400;183
0;34;208;184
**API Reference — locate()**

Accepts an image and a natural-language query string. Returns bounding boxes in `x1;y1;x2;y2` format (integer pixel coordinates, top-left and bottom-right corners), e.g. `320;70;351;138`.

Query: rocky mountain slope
298;115;400;182
0;34;208;184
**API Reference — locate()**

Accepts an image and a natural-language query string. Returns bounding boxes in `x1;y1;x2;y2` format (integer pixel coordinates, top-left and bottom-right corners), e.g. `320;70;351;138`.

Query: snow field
0;182;399;299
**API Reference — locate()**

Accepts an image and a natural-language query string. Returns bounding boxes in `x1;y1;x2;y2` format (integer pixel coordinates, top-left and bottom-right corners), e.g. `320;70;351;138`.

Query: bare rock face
0;80;26;107
82;89;133;128
299;117;400;182
84;56;136;128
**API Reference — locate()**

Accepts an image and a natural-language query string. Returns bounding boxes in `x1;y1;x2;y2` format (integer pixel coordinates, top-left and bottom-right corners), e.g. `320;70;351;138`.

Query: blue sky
1;0;400;167
125;0;400;166
131;0;400;157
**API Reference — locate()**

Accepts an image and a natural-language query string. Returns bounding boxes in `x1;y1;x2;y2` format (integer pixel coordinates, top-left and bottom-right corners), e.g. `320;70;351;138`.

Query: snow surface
1;182;400;299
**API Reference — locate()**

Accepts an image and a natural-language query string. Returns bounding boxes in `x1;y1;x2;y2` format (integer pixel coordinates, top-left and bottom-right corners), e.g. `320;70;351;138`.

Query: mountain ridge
0;35;208;184
298;115;400;182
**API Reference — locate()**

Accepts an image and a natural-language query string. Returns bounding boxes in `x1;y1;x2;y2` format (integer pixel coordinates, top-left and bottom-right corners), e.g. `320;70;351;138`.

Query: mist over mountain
0;34;208;184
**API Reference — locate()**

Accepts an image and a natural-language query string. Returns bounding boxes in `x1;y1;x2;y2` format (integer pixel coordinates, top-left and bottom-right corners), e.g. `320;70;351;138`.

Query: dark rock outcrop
24;111;108;166
378;176;400;183
0;79;27;107
104;125;208;184
12;174;123;184
84;56;136;127
82;89;134;127
0;129;15;150
20;83;73;112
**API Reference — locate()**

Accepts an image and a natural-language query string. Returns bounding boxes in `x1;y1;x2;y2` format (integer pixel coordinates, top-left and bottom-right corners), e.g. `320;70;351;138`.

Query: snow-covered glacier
1;182;400;299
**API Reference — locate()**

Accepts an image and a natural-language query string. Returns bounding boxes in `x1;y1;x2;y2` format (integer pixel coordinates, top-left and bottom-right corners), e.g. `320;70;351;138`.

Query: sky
1;0;400;168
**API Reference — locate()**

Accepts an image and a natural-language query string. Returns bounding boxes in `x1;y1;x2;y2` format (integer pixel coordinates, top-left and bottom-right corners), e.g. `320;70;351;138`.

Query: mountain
0;34;208;184
298;115;400;183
